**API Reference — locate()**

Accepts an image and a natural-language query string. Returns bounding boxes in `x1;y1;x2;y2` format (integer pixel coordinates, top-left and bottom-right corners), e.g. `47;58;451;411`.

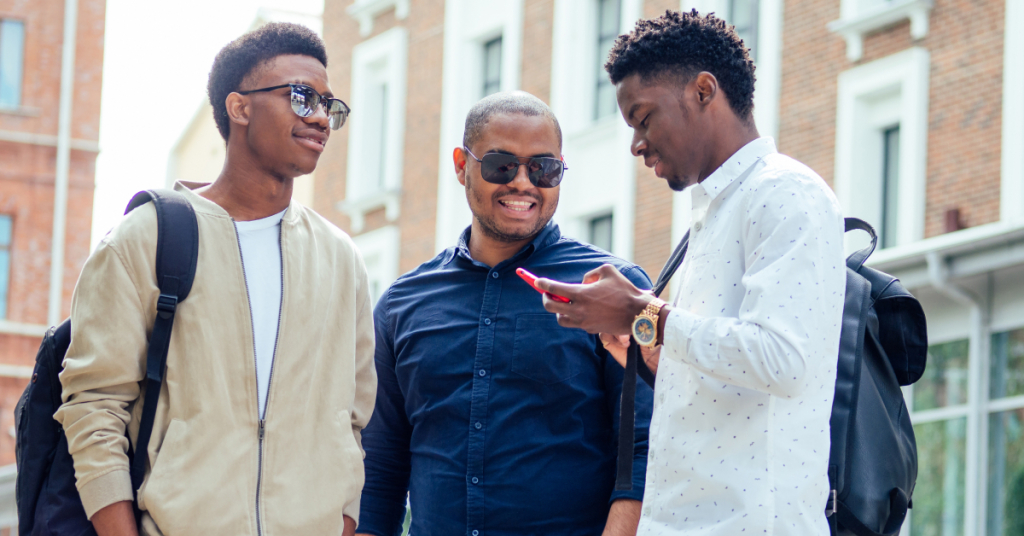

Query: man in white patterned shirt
536;10;846;536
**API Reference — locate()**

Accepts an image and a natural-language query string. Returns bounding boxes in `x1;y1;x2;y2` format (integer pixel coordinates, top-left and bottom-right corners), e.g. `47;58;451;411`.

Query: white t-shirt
234;210;286;417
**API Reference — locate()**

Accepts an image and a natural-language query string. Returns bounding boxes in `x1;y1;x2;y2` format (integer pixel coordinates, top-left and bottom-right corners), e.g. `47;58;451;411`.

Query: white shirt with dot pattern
637;137;846;536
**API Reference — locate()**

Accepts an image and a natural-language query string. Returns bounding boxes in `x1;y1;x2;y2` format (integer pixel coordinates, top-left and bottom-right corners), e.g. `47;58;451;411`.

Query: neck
199;143;293;221
700;116;761;183
467;220;537;268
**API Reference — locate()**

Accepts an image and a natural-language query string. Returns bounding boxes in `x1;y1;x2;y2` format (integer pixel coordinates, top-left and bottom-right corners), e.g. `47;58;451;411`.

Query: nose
631;131;647;157
306;100;331;130
508;160;534;190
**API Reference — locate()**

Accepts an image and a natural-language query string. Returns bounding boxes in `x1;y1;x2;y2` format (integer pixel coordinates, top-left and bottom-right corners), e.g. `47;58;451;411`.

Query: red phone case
516;268;571;303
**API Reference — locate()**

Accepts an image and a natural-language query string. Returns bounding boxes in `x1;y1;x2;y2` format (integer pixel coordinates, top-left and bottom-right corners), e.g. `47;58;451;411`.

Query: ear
225;92;251;129
693;72;718;108
454;147;468;187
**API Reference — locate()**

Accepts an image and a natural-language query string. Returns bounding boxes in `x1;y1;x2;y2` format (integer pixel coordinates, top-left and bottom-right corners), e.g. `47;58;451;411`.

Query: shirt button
475;422;482;429
643;506;652;516
491;272;499;279
695;222;703;231
484;318;492;325
472;531;480;536
479;369;487;377
472;476;479;484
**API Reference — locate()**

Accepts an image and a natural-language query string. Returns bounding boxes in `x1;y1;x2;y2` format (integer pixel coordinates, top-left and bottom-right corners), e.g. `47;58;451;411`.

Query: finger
534;277;579;300
555;313;580;329
616;334;631;345
541;293;574;314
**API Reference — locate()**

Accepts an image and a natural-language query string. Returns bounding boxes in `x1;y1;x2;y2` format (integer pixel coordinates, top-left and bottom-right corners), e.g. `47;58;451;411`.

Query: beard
466;177;555;243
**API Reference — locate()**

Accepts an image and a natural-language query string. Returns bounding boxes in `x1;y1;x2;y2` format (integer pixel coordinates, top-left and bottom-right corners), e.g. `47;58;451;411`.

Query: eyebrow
488;148;558;158
626;103;642;123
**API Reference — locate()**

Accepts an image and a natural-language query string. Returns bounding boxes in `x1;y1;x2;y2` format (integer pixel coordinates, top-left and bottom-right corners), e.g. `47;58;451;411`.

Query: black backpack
14;189;198;536
615;218;926;536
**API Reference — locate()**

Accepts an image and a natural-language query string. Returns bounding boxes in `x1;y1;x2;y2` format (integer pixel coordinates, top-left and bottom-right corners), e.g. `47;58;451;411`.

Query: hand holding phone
516;268;571;303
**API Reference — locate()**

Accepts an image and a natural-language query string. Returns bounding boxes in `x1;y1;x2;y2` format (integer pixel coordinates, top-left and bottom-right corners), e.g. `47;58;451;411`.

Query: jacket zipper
233;220;286;536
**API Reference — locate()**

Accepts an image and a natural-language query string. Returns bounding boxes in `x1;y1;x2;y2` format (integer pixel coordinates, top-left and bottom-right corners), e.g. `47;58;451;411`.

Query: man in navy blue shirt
356;91;654;536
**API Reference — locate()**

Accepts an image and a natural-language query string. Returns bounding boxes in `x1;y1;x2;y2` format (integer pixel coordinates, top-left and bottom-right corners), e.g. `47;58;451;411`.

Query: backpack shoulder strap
123;189;199;496
844;217;877;272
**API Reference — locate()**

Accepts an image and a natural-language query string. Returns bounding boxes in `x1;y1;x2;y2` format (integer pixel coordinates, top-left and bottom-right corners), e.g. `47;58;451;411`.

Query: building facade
319;0;1023;534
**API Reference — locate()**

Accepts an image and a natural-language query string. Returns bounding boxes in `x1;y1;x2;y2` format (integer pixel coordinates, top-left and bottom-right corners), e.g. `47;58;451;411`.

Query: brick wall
319;0;444;275
778;0;1004;237
0;0;105;466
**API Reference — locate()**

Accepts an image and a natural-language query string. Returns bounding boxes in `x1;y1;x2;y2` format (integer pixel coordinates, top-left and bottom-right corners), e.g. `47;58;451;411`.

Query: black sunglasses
237;83;351;130
463;147;568;188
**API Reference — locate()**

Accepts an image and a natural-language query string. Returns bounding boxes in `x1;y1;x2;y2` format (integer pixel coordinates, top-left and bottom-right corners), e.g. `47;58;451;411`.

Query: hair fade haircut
463;91;563;151
605;9;756;121
207;22;328;142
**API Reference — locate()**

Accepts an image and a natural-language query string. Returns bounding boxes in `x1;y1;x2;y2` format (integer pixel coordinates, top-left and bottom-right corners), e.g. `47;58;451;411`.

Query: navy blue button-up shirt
358;223;655;536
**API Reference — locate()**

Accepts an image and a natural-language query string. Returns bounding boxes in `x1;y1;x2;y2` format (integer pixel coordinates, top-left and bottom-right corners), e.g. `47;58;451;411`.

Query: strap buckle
156;293;178;316
826;489;838;516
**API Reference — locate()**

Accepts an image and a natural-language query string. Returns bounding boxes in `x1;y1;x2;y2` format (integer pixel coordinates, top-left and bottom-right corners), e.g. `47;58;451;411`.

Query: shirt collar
696;137;777;202
444;222;562;267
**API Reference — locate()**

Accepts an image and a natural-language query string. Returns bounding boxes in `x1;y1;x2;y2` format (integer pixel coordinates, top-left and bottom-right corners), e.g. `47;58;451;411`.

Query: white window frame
1001;0;1024;225
835;47;929;250
681;0;784;138
548;0;641;260
827;0;932;62
346;0;411;37
352;225;400;308
342;27;407;234
434;0;524;253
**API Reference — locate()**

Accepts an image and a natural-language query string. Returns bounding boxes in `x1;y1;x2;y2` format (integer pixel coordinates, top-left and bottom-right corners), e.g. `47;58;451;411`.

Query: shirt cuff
343;496;361;525
79;468;134;519
663;308;699;365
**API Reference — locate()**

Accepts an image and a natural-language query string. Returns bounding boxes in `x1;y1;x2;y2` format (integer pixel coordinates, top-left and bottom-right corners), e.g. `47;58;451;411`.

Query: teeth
501;200;533;211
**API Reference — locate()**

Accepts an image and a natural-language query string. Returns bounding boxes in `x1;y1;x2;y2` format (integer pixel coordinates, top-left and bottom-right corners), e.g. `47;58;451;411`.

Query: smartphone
516;268;571;303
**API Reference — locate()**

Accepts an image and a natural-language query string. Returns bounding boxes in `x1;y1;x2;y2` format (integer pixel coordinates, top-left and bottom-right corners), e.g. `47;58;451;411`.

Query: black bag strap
844;217;877;271
615;230;689;491
123;189;199;497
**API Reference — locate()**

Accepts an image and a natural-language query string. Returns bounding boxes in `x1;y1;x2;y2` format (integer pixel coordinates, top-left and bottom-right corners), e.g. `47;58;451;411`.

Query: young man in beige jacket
55;23;376;536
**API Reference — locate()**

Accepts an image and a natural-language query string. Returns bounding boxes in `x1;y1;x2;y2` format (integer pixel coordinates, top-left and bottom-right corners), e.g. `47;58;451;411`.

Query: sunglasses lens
529;158;565;188
327;100;349;130
290;86;318;118
480;154;520;184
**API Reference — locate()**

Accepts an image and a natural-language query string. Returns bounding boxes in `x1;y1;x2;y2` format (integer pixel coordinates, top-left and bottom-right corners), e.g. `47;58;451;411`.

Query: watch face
632;316;657;346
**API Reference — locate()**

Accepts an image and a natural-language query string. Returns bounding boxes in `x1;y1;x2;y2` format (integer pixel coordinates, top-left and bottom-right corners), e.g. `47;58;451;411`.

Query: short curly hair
207;22;328;141
605;10;756;121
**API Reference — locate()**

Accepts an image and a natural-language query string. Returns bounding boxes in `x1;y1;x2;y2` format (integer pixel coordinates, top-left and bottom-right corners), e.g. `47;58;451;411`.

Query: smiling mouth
499;199;536;212
296;134;326;147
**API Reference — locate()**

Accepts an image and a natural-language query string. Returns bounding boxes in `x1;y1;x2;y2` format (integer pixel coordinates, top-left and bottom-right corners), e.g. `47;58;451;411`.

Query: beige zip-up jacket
55;182;377;535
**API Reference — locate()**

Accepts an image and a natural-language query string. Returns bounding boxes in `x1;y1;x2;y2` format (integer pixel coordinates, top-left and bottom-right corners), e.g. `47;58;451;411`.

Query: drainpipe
926;251;989;536
48;0;79;327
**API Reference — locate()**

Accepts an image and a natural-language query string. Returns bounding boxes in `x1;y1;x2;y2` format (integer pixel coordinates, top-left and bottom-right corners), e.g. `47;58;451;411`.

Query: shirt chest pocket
510;314;581;385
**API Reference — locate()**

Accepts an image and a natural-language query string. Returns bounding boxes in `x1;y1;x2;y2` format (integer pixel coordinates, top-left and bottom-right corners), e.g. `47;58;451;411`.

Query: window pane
0;214;10;245
991;329;1024;400
881;126;900;249
589;214;613;252
911;417;967;536
482;37;502;97
0;19;25;108
594;0;620;120
360;80;388;197
987;408;1024;536
914;339;969;412
728;0;758;62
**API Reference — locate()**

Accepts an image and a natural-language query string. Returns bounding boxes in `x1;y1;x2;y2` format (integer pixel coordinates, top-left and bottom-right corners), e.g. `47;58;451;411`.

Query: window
0;215;11;319
594;0;620;120
343;27;407;233
728;0;759;62
0;19;25;108
482;37;502;98
904;328;1024;535
588;214;614;252
880;125;900;249
352;225;400;308
835;47;929;250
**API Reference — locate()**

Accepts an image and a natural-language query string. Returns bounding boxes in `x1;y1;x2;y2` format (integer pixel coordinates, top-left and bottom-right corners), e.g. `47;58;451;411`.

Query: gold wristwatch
632;298;666;348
